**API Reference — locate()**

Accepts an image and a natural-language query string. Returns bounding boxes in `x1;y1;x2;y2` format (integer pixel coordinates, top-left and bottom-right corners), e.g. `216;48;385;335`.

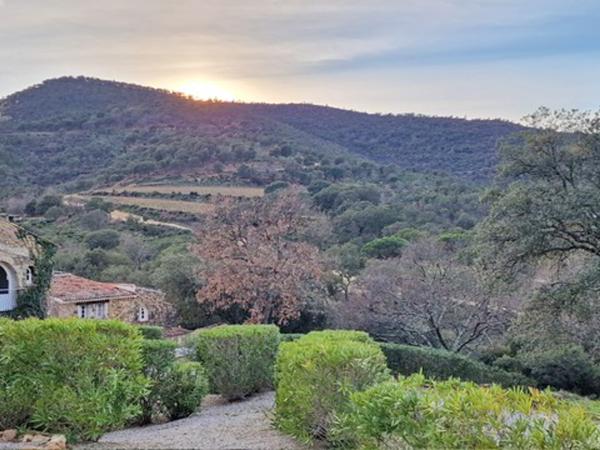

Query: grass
111;184;264;198
72;195;215;214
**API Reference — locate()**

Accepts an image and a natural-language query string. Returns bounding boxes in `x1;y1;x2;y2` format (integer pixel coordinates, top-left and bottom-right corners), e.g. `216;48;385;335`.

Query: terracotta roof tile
49;272;136;303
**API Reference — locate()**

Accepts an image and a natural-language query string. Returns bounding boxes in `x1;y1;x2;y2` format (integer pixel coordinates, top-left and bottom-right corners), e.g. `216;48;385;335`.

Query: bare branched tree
342;239;515;353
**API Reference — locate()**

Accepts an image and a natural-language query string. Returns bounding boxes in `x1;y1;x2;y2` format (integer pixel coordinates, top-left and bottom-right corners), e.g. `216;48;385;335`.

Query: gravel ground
74;391;307;450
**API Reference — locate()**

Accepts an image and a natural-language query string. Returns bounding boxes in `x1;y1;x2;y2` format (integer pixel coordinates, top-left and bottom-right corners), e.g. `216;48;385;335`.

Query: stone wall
47;289;174;326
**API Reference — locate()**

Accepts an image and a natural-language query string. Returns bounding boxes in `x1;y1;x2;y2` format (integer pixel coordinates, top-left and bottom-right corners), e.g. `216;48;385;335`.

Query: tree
193;190;326;325
341;239;513;352
84;229;121;250
477;108;600;275
361;235;408;259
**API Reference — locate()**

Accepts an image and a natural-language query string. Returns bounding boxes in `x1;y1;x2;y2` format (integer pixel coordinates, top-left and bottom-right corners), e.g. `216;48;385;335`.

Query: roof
49;272;137;304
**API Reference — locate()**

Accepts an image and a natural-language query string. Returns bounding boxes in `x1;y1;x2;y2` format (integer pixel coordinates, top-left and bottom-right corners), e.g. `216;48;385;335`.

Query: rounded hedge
0;318;148;442
192;324;280;400
380;342;534;388
275;330;390;443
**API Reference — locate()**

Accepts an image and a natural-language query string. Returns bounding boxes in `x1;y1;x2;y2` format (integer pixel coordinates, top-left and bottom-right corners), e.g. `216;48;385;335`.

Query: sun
176;81;236;102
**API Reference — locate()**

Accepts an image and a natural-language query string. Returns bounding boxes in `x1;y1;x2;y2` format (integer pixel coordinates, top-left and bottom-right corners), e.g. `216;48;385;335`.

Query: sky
1;0;599;120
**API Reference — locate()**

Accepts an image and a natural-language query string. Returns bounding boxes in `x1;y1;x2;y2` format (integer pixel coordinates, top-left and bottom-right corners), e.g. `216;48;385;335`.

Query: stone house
47;272;172;325
0;216;44;313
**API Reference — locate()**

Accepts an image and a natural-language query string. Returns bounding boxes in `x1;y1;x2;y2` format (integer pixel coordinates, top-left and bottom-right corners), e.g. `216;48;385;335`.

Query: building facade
0;217;42;313
47;272;173;325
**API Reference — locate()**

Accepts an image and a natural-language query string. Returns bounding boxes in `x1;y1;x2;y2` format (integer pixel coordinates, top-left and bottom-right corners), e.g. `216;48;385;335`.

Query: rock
22;433;35;442
45;434;67;450
31;434;51;444
0;429;17;441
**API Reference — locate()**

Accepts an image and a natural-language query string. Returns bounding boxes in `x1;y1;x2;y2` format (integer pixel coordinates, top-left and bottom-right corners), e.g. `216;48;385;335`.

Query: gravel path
75;391;306;450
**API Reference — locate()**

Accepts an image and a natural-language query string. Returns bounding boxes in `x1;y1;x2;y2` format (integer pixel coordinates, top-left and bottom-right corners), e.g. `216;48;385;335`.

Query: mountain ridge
0;76;523;198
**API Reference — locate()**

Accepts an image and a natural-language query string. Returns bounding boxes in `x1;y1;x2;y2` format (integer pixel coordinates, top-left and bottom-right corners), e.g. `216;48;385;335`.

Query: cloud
1;0;599;118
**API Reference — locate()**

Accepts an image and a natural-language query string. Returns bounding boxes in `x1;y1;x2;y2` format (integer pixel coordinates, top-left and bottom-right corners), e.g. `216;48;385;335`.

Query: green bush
275;330;390;443
161;361;209;420
138;325;164;340
0;318;147;442
301;329;374;343
280;333;304;342
193;324;280;400
519;346;600;396
381;343;534;388
334;373;600;449
84;229;121;250
138;339;208;423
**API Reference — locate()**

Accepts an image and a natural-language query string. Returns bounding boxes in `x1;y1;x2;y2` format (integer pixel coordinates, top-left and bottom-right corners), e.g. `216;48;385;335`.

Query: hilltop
0;77;522;199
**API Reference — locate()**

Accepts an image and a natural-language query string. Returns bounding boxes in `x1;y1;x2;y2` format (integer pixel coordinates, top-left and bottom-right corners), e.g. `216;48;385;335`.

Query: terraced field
71;195;215;214
111;184;264;198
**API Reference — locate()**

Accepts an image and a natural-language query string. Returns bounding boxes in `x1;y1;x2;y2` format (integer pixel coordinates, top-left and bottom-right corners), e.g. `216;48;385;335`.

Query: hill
0;77;521;198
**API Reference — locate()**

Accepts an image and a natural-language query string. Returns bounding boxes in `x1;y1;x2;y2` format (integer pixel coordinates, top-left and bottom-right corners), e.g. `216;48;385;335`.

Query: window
137;305;148;322
26;266;35;286
77;302;108;319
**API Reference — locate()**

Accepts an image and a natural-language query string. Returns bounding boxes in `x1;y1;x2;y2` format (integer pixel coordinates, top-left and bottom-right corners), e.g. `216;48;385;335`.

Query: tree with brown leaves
194;190;327;325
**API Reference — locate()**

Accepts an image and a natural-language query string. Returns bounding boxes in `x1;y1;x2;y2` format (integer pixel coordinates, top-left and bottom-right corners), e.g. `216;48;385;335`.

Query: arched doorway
0;264;17;312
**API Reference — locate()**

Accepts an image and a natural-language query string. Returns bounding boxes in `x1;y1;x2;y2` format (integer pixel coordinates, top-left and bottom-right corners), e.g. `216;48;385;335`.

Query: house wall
0;238;37;292
0;224;40;312
47;289;173;326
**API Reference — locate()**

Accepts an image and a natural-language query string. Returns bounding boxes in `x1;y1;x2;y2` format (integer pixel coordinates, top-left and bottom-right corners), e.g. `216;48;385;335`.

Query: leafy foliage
334;373;600;449
12;231;56;319
0;318;147;441
275;330;390;443
194;190;327;325
138;325;164;340
380;343;533;388
139;338;208;423
192;324;280;400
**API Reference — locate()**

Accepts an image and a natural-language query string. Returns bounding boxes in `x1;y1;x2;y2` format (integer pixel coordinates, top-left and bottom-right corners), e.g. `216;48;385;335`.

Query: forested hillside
0;77;521;198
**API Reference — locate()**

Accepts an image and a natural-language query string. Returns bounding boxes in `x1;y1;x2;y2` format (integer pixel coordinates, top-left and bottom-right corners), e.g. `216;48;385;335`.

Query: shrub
139;325;164;340
84;229;121;250
138;339;208;423
334;373;600;449
519;346;600;396
193;324;280;400
275;330;390;443
301;329;374;344
381;343;533;388
280;333;304;342
0;318;147;441
161;361;209;420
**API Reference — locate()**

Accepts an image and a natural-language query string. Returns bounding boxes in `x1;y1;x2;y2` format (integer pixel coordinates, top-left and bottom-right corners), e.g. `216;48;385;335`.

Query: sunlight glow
176;81;236;102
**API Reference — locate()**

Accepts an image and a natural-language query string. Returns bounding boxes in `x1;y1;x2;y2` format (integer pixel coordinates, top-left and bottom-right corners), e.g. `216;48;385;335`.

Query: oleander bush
138;325;164;340
301;329;374;344
0;318;148;441
381;343;534;388
275;330;391;443
161;361;209;420
138;338;208;423
193;324;280;400
333;373;600;449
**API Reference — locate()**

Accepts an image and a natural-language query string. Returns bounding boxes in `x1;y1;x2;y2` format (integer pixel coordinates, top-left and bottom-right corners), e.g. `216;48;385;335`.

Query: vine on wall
10;230;56;319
